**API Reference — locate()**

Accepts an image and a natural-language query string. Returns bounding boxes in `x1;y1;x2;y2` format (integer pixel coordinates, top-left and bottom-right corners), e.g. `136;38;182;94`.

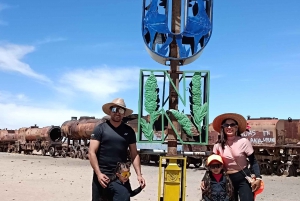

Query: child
108;162;143;201
201;154;235;201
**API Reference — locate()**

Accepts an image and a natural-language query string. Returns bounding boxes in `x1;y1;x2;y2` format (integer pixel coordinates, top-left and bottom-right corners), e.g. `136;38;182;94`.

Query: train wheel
61;150;67;158
49;147;55;157
276;163;289;176
41;149;47;156
287;165;298;177
84;150;89;160
71;150;77;158
78;150;83;159
193;158;203;168
140;154;150;164
259;162;273;175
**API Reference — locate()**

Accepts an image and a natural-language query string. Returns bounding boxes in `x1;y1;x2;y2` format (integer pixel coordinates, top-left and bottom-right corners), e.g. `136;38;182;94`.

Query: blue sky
0;0;299;129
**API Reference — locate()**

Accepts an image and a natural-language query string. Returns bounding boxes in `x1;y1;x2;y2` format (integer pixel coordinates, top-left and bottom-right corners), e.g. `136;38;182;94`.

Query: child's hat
207;154;223;166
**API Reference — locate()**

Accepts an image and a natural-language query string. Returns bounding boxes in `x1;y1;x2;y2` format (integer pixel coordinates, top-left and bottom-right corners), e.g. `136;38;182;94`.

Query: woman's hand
251;179;261;192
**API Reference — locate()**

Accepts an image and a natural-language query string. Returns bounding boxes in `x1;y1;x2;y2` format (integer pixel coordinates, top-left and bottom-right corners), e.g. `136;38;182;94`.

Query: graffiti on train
242;130;275;144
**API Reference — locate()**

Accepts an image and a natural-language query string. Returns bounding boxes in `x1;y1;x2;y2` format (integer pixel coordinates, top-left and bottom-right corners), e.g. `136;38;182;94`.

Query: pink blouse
213;136;254;172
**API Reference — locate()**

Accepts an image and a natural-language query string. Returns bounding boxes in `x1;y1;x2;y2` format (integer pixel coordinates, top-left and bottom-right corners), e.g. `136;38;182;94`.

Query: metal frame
137;69;210;145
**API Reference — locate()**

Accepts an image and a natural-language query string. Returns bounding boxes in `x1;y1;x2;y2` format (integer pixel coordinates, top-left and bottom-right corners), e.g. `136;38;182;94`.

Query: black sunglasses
209;164;222;169
111;107;125;115
222;123;237;128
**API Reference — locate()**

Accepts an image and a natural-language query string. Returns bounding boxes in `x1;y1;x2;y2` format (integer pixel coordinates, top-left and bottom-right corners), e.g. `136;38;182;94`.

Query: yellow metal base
158;156;187;201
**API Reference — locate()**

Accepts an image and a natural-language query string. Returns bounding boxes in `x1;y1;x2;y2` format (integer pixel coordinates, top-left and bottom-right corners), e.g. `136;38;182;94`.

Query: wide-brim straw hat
102;98;133;117
212;113;247;133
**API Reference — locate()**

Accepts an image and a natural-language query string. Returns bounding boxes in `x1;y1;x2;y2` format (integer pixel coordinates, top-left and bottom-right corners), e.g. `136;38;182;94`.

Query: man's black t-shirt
91;120;136;177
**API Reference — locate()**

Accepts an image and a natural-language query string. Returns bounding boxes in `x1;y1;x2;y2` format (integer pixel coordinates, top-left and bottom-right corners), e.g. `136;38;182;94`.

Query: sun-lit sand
0;153;299;201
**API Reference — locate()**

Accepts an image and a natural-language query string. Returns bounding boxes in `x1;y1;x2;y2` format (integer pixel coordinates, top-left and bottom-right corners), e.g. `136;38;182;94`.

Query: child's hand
200;181;206;191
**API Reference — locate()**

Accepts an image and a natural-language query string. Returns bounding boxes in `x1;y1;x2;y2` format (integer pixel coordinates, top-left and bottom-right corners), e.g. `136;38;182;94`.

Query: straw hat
212;113;247;133
102;98;133;117
207;154;223;166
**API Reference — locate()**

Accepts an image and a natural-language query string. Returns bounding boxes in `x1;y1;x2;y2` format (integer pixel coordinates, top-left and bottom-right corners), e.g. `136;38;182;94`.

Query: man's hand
137;175;146;189
97;173;110;188
251;179;261;192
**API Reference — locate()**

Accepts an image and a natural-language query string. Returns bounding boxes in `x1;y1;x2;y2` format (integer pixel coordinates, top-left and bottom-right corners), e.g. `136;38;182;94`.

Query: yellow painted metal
157;156;187;201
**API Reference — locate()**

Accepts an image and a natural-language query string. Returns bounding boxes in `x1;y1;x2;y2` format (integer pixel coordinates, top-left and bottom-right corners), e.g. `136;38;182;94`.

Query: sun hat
102;98;133;117
207;154;223;166
212;113;247;133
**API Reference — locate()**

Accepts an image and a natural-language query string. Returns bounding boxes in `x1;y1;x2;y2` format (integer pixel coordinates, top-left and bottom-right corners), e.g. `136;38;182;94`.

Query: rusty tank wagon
0;125;63;157
0;129;18;152
61;116;109;159
61;114;138;160
15;125;64;157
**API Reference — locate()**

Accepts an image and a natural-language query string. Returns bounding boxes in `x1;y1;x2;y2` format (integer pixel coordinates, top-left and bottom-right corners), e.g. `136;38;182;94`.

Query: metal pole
167;0;181;157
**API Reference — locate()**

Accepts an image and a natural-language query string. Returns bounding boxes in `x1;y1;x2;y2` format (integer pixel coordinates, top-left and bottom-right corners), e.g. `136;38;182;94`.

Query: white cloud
58;65;140;99
0;43;51;83
34;37;67;45
0;91;30;103
0;102;104;130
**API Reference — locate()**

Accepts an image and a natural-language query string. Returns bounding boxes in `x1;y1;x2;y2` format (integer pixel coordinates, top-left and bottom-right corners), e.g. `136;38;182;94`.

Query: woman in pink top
202;113;262;201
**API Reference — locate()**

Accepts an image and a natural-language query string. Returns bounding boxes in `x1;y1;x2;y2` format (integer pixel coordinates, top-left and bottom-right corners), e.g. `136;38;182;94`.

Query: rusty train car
204;117;300;177
1;115;299;177
0;129;19;152
60;116;108;159
0;125;64;156
59;114;138;159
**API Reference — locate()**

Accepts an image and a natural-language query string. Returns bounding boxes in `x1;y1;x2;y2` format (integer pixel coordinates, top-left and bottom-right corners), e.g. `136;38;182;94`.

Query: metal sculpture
142;0;213;65
140;1;214;200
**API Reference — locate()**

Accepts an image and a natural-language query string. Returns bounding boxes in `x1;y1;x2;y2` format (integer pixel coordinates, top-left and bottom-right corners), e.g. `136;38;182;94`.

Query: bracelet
256;178;262;180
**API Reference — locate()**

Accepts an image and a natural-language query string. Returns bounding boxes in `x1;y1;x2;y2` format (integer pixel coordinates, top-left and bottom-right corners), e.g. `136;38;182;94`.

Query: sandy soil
0;152;299;201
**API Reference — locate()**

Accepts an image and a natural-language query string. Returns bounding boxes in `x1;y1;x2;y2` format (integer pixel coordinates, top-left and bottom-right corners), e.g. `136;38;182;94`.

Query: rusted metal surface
39;126;62;142
0;129;18;142
205;117;300;147
61;116;105;140
244;118;300;146
17;125;62;142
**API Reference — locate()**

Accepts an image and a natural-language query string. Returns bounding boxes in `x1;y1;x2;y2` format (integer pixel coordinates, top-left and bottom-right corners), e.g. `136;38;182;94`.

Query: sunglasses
120;171;131;178
209;164;222;169
222;123;237;128
111;107;125;115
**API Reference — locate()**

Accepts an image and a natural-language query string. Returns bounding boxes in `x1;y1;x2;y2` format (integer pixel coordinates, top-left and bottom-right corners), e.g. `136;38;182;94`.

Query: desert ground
0;152;299;201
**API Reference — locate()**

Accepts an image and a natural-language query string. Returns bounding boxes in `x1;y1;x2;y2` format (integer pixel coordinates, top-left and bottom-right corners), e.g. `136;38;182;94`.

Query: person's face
109;106;126;122
222;119;238;136
208;161;223;174
116;168;131;183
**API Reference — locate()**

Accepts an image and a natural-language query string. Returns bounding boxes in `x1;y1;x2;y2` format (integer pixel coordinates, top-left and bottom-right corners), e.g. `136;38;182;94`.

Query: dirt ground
0;153;299;201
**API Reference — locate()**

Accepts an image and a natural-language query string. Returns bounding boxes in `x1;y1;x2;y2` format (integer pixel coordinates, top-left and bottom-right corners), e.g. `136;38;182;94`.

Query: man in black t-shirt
88;98;146;201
